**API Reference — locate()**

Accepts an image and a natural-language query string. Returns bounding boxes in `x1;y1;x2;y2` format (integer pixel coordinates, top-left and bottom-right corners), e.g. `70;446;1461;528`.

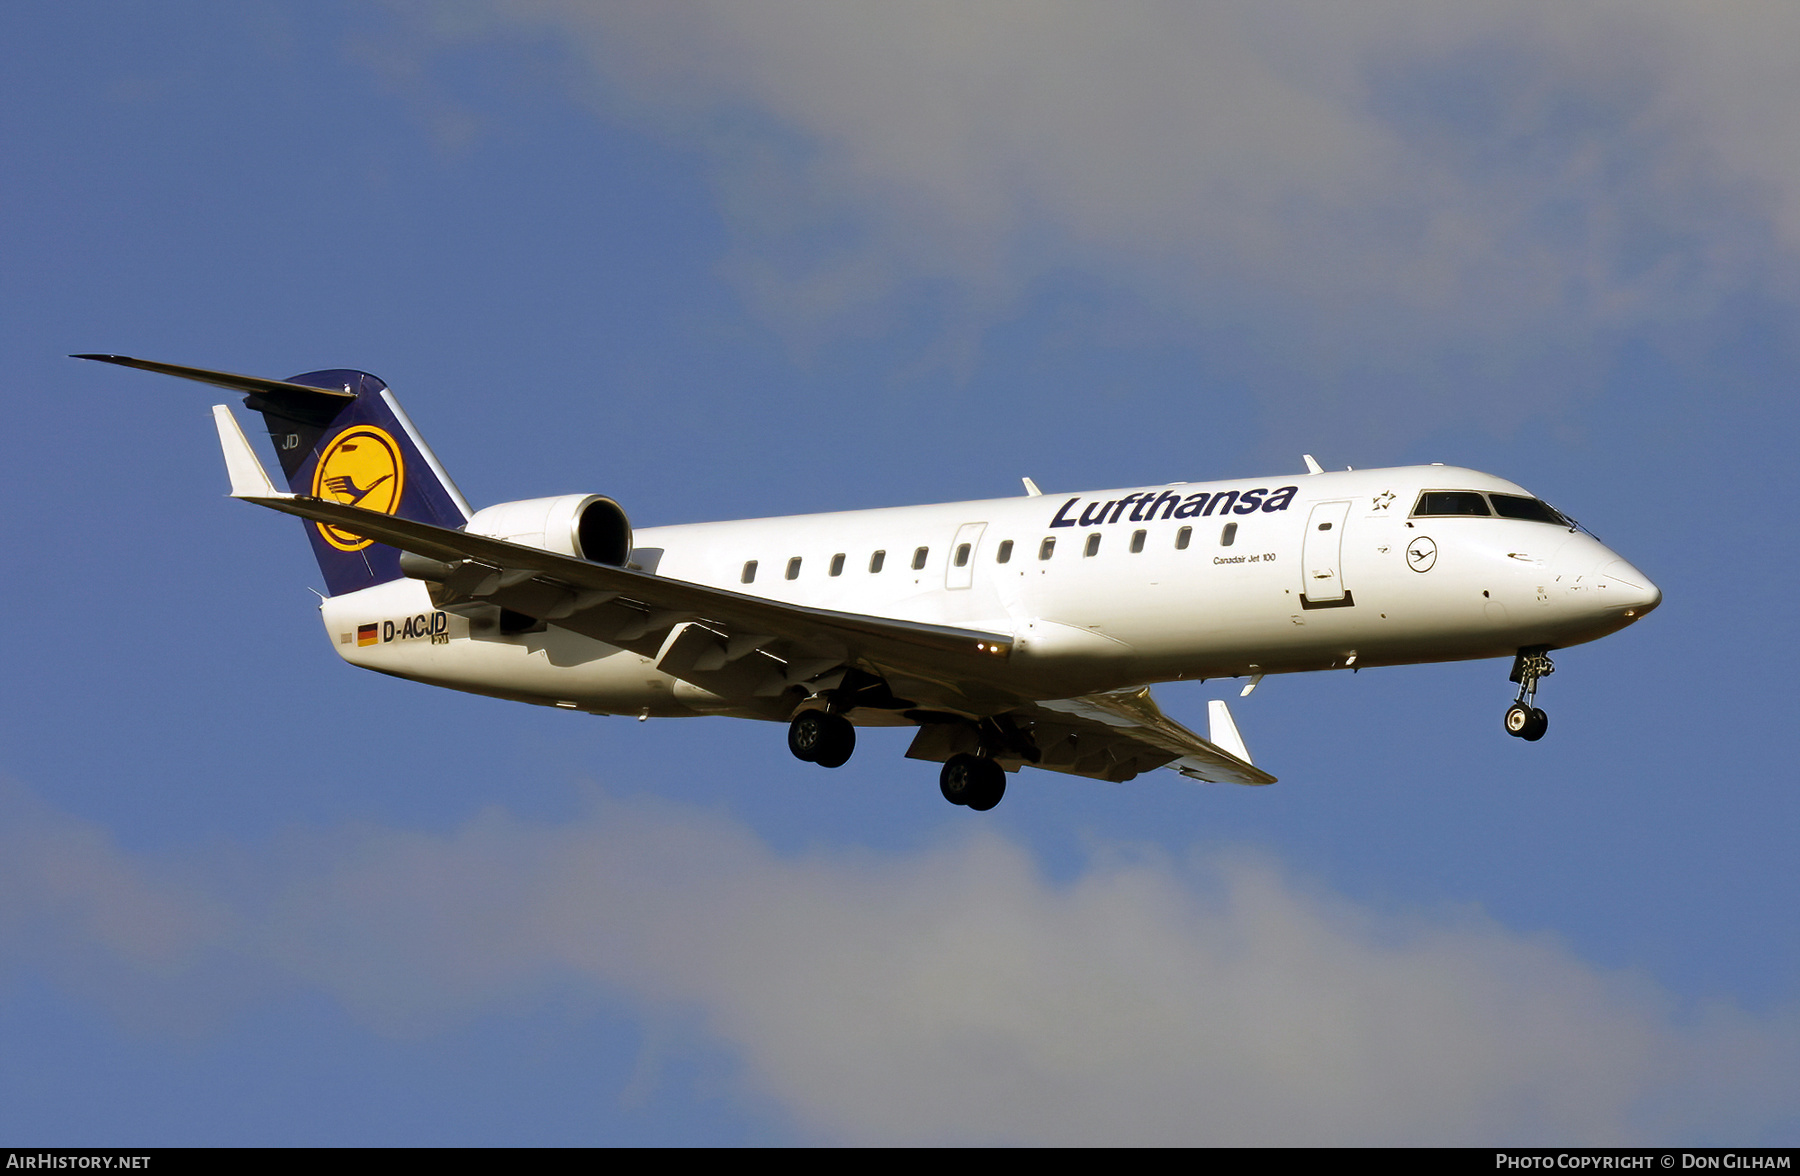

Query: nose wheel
1504;702;1548;741
788;710;856;768
1504;649;1554;741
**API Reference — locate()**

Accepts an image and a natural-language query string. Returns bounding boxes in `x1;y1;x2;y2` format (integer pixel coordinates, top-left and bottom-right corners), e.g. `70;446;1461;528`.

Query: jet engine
462;494;632;565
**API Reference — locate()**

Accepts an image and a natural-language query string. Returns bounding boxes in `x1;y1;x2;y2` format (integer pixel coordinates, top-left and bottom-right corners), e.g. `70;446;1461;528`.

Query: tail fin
76;355;471;596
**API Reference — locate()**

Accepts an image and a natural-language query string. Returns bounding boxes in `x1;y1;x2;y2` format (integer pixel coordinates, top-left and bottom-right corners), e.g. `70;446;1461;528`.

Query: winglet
1302;454;1324;475
211;405;286;498
1207;699;1253;764
1021;477;1043;497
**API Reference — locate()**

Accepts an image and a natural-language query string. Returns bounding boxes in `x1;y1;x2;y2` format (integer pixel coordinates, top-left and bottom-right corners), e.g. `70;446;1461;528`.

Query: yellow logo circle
311;425;406;552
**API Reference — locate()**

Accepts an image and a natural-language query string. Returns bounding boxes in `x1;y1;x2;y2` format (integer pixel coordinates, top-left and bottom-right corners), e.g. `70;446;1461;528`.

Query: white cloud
3;782;1793;1143
362;2;1800;447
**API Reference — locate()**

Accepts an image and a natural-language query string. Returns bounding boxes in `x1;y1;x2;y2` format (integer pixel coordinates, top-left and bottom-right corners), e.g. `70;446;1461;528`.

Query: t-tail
75;354;471;595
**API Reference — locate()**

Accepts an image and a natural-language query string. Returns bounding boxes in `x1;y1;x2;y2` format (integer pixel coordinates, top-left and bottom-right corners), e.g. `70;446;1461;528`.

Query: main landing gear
1504;648;1554;742
788;709;856;768
939;754;1006;811
786;710;1009;811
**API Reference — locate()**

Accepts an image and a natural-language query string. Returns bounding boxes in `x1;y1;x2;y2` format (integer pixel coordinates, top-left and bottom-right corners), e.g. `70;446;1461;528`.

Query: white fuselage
318;465;1660;720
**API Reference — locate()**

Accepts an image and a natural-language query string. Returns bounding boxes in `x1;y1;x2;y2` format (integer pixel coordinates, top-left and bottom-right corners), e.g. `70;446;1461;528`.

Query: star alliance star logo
1372;491;1396;511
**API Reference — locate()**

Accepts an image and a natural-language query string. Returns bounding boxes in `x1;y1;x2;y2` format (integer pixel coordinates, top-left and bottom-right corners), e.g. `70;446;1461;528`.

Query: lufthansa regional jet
80;355;1662;811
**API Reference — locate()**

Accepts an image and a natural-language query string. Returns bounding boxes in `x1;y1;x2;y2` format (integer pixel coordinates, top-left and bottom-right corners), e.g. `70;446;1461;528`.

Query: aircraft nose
1599;559;1662;619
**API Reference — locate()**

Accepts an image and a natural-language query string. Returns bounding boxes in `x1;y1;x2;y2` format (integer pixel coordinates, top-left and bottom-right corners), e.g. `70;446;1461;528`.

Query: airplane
77;354;1663;811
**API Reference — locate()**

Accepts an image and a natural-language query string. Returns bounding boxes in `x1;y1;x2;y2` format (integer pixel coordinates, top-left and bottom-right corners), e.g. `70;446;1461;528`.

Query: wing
263;490;1021;697
213;411;1016;710
213;407;1272;784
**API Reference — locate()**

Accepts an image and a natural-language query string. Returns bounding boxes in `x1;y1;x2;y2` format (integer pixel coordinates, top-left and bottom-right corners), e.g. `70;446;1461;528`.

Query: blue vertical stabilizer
260;368;470;595
74;355;472;596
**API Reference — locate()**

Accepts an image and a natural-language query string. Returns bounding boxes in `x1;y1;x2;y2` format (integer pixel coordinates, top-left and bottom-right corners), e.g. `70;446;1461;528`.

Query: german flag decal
357;623;379;647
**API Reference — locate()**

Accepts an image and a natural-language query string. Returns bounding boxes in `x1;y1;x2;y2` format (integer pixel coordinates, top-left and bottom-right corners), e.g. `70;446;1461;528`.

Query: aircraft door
1301;500;1353;607
946;522;988;590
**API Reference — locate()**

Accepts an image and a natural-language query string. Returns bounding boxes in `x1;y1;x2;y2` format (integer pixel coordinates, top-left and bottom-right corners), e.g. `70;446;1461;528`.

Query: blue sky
2;1;1797;1145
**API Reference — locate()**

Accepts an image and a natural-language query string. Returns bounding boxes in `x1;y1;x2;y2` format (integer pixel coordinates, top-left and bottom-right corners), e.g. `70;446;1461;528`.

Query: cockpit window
1489;494;1568;525
1410;489;1572;525
1412;491;1491;517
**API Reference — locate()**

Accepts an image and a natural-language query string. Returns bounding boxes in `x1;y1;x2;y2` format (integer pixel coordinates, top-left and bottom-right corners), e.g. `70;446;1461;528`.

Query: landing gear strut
1504;648;1554;742
788;710;856;768
939;753;1006;811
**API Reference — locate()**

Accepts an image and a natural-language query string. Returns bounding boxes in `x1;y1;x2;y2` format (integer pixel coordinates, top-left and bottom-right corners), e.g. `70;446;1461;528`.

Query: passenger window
1085;533;1101;557
996;540;1013;564
1130;529;1146;553
1221;523;1237;546
741;560;757;584
955;543;971;567
869;550;886;573
1412;491;1491;517
829;553;845;577
912;547;928;570
1039;537;1056;560
786;557;802;580
1175;527;1191;550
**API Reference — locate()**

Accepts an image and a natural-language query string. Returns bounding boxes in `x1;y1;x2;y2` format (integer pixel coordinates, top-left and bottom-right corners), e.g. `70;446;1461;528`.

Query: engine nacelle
463;494;632;565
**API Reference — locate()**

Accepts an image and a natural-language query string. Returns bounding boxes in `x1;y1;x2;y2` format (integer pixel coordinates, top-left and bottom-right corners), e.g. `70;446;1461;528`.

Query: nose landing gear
1504;648;1554;741
1504;701;1547;740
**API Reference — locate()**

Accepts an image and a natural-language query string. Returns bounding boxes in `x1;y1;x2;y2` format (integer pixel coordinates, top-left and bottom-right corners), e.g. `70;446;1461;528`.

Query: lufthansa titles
1049;485;1299;529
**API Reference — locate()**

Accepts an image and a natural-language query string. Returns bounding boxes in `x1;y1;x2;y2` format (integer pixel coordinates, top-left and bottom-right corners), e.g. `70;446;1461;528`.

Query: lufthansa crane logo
311;424;405;552
1405;535;1438;573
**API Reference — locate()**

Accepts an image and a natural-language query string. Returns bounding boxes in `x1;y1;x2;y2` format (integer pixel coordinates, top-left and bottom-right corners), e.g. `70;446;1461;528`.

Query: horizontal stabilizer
73;354;356;406
211;405;285;499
